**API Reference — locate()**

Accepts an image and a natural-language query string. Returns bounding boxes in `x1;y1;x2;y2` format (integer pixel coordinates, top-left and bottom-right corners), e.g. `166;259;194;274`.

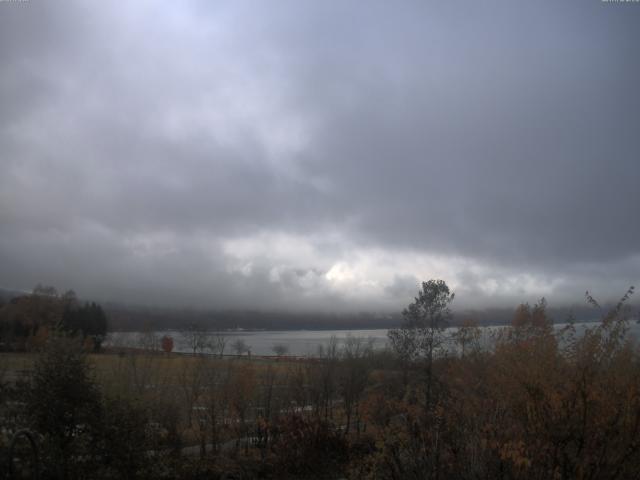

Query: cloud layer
1;0;639;311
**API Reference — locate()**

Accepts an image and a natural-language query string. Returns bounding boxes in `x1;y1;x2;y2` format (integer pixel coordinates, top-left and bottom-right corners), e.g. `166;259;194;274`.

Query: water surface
106;321;638;357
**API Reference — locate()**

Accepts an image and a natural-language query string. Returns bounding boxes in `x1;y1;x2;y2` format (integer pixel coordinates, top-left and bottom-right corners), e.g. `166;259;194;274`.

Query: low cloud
1;1;638;312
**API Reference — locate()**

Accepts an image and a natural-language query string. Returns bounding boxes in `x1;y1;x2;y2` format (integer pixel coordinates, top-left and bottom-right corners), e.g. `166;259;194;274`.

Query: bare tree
177;356;208;457
453;318;482;357
232;338;249;356
202;362;229;454
256;364;280;453
208;331;228;357
308;336;340;421
137;327;159;353
340;335;374;434
227;363;256;454
181;323;209;355
272;343;289;356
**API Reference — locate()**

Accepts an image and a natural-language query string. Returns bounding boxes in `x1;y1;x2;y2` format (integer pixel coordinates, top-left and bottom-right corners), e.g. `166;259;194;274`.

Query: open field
1;350;304;387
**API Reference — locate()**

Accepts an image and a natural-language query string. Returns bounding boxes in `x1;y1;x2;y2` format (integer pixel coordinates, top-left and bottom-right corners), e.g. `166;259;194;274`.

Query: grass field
1;350;303;390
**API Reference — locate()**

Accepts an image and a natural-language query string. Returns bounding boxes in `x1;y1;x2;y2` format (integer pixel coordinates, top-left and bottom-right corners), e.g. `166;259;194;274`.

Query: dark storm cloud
1;0;638;310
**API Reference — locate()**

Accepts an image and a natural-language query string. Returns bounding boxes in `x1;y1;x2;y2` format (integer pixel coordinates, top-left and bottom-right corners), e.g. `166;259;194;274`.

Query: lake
107;328;390;356
106;321;639;357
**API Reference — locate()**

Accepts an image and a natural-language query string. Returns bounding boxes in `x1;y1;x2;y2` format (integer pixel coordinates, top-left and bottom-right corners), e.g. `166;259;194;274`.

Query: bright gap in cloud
220;231;569;309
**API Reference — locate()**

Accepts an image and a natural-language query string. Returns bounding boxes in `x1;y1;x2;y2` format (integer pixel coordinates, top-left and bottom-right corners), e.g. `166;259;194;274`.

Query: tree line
0;284;108;352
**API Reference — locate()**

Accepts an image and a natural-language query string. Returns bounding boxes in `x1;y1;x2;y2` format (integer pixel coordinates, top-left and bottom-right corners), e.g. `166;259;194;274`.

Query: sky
1;0;639;312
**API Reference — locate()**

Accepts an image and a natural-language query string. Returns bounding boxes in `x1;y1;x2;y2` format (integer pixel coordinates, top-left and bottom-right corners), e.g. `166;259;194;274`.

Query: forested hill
98;303;613;332
0;285;108;351
103;305;400;331
0;287;622;332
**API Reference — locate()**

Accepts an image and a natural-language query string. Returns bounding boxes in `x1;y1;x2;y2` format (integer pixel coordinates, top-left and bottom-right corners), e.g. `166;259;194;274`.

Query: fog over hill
2;286;634;332
102;301;636;332
1;1;638;313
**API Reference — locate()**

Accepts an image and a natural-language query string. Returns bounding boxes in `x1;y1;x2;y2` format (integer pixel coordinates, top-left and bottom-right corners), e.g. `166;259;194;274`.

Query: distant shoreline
105;318;605;334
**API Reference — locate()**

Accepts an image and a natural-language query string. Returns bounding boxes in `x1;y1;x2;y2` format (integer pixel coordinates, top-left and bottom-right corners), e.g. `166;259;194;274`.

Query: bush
269;415;349;478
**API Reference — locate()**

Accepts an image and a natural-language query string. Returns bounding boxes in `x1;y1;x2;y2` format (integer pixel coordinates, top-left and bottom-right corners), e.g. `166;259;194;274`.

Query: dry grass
0;352;37;384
